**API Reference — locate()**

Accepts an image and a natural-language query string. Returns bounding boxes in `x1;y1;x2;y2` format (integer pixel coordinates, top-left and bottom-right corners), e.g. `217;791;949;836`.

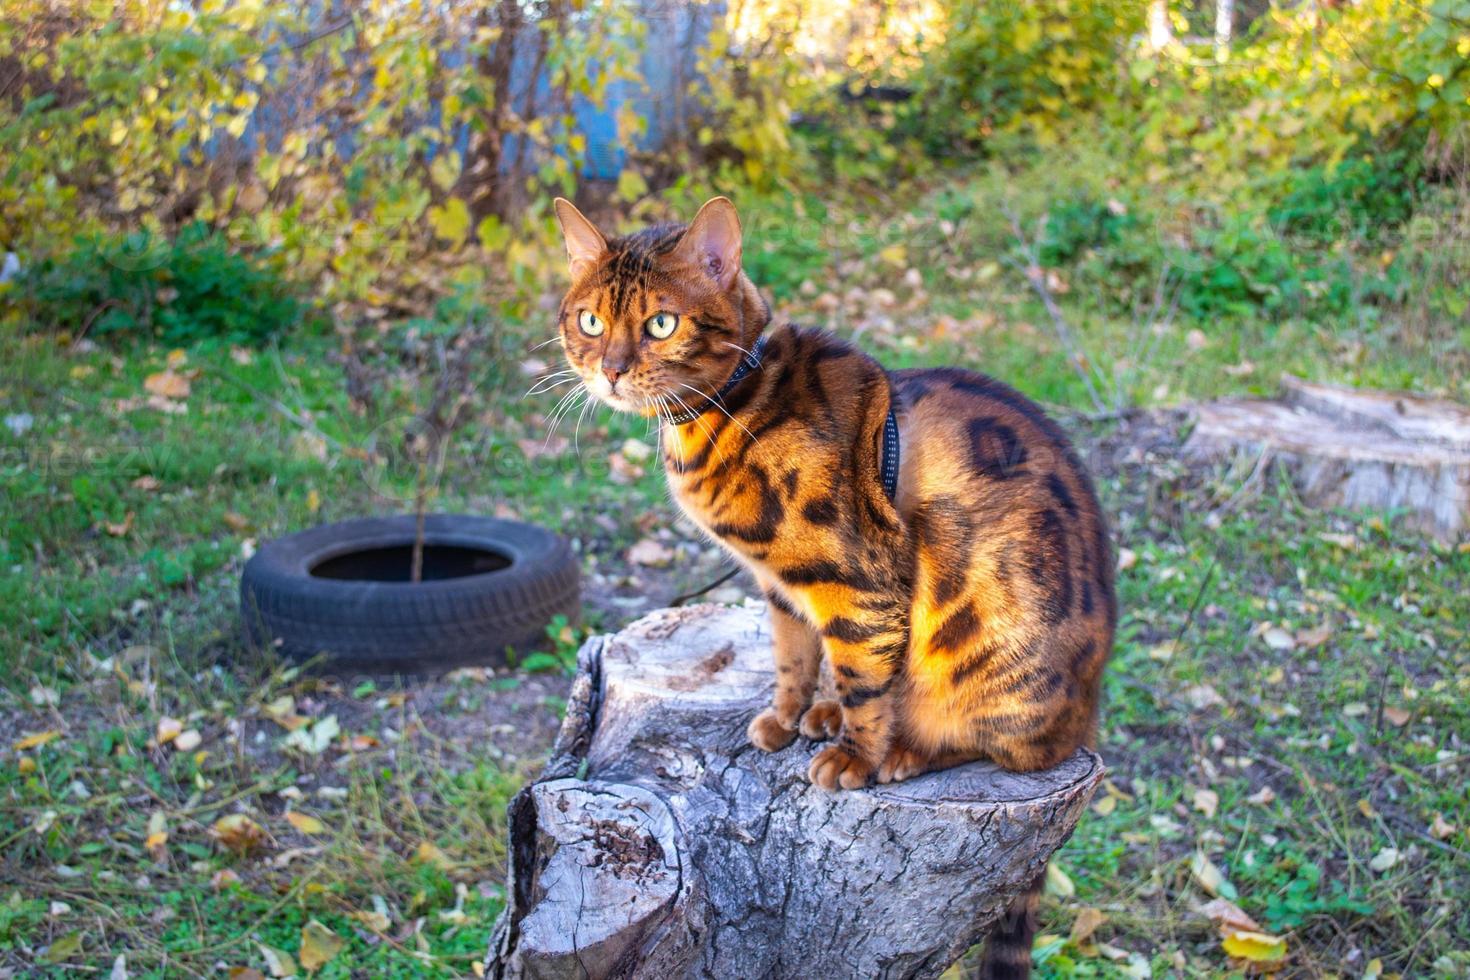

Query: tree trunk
486;603;1106;979
1147;0;1174;51
1214;0;1234;58
1185;376;1470;541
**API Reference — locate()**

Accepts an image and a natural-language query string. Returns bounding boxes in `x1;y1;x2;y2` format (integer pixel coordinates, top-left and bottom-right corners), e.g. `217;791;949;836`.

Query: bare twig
1001;203;1109;415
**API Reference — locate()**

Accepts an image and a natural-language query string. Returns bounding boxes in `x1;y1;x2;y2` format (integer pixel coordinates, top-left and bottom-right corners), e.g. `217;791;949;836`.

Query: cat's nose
602;364;626;387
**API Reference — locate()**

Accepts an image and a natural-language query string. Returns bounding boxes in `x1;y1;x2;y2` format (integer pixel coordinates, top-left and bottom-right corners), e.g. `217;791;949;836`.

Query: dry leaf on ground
1200;897;1262;933
298;920;345;972
144;370;190;400
14;730;62;751
285;812;326;835
1222;929;1287;964
211;814;266;856
627;538;674;567
1070;907;1107;945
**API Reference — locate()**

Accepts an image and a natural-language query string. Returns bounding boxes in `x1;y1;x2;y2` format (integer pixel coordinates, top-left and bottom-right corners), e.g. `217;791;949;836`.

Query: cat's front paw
747;708;798;752
808;744;876;790
797;700;842;740
877;743;929;784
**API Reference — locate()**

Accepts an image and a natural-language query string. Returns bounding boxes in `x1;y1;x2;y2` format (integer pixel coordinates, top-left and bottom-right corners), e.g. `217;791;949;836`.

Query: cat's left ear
554;197;608;281
673;197;742;290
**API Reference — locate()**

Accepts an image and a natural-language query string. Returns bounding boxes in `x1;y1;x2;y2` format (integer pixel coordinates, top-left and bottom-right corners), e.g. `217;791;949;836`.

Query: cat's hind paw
747;708;798;752
797;700;842;740
808;744;876;790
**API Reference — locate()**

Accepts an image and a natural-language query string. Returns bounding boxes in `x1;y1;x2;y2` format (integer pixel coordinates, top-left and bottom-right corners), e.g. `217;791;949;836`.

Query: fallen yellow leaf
1190;852;1234;898
14;730;62;751
415;840;454;871
352;907;391;932
1044;861;1075;898
255;941;296;978
285;811;326;835
144;370;191;400
1295;623;1333;648
298;919;345;972
1221;929;1286;963
173;729;202;752
156;717;183;745
1193;788;1220;819
1200;897;1262;933
211;814;266;856
1430;813;1457;840
878;244;908;267
1070;906;1107;945
1382;706;1411;727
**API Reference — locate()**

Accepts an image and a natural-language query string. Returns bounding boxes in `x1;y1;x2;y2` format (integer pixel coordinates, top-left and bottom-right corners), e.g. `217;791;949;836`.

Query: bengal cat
552;197;1115;978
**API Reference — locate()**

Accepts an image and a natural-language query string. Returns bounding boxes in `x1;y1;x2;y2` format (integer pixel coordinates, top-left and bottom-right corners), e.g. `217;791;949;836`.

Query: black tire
239;514;579;674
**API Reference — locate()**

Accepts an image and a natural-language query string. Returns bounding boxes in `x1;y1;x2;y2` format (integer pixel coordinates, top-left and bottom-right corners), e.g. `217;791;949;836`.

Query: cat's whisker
543;385;581;426
655;394;683;464
542;386;587;448
571;388;600;456
720;340;756;361
675;381;760;448
528;335;564;353
654;395;678;463
522;368;579;393
522;372;580;399
550;391;590;452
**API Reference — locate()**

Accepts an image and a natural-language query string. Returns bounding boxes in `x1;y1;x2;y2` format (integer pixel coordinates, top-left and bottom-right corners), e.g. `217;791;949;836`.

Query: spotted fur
553;197;1115;977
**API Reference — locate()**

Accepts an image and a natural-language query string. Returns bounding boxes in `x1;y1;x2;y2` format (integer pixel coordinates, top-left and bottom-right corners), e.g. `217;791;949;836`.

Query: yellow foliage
0;0;649;313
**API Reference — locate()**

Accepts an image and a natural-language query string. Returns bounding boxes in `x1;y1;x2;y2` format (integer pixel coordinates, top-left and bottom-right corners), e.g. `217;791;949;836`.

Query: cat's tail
977;871;1043;979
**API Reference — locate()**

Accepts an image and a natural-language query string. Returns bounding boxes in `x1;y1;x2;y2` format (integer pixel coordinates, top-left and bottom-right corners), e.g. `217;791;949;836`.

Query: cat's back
893;366;1100;518
892;365;1116;631
893;365;1116;765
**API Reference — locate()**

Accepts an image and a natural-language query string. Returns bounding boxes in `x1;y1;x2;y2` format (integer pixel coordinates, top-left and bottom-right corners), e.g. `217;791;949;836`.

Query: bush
917;0;1135;150
14;223;310;345
1038;195;1137;266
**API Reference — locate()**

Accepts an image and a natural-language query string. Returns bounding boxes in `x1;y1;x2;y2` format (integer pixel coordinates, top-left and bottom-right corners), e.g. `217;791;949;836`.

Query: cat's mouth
582;373;652;415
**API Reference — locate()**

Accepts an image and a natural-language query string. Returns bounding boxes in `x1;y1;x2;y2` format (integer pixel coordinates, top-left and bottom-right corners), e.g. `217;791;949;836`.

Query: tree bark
1147;0;1174;52
487;603;1106;979
1185;376;1470;541
1214;0;1234;59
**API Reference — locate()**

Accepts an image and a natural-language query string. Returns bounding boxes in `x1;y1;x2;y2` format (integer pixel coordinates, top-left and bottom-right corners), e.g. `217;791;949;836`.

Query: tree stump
1185;375;1470;541
486;603;1105;979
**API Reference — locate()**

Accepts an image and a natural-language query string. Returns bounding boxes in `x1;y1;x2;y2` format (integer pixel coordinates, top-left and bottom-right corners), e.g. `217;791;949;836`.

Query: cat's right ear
553;198;607;281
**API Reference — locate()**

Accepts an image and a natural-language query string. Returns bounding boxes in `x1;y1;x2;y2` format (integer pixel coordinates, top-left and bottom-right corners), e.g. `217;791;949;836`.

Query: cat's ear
673;196;742;290
553;198;607;281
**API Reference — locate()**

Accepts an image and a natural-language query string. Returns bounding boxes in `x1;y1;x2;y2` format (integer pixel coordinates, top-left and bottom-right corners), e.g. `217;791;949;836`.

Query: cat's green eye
577;310;604;337
644;311;679;339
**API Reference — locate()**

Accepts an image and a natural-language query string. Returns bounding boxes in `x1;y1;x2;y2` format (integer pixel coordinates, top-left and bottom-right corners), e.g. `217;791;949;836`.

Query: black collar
665;335;766;426
880;407;900;503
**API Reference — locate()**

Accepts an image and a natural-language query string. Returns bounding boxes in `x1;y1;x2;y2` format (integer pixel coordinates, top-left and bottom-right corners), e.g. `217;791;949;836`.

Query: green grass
3;162;1468;976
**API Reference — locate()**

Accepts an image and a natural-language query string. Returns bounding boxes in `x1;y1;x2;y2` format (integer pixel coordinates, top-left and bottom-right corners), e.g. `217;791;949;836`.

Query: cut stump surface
1186;375;1470;541
488;603;1105;979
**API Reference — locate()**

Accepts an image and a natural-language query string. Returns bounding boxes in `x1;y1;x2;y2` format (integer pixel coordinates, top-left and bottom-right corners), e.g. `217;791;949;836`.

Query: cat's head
552;196;764;417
